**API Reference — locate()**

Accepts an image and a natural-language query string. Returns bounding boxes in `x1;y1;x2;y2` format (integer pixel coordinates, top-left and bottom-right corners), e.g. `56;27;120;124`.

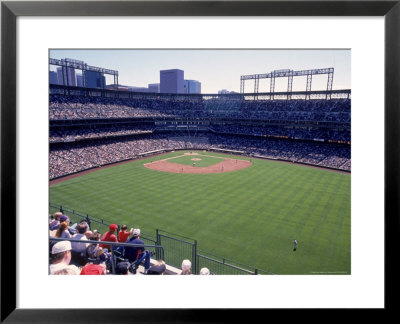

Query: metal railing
197;250;274;275
50;203;274;275
155;229;198;273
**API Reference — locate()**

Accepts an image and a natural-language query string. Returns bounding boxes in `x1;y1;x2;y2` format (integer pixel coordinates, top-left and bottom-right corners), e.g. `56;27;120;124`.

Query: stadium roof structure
240;67;334;99
49;58;119;89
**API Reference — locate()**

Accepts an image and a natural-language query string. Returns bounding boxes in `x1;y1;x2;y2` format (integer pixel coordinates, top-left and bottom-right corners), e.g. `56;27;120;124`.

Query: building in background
148;83;160;93
84;71;106;89
218;89;239;94
184;80;201;94
56;67;77;86
160;69;184;94
49;71;58;85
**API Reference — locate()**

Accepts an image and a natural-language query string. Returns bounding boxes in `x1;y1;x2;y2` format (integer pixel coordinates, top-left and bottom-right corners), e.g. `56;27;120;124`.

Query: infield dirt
144;155;252;174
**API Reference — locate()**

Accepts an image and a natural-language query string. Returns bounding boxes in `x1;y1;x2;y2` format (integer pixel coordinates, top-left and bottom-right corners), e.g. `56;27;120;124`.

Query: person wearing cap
99;224;118;251
49;241;80;275
293;239;298;251
200;267;210;275
124;228;151;274
180;259;192;275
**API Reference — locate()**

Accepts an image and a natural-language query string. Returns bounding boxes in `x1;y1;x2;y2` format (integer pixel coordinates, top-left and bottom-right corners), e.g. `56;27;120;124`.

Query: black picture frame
1;0;398;322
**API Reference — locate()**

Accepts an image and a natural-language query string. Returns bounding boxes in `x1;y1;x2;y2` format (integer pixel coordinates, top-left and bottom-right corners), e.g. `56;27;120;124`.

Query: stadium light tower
49;58;119;91
240;68;334;100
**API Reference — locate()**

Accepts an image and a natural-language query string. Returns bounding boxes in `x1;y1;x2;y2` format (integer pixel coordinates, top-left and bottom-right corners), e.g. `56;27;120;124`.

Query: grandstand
49;84;351;275
49;85;350;178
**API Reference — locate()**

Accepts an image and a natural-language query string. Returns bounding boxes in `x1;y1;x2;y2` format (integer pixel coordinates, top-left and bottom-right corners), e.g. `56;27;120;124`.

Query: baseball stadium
49;59;351;276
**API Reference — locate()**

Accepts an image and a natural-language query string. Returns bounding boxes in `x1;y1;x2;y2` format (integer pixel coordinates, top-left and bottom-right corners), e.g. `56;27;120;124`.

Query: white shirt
71;233;89;253
49;262;81;275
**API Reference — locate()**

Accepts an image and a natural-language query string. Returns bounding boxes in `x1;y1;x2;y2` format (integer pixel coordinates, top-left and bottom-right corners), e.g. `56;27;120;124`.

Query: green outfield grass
49;150;351;274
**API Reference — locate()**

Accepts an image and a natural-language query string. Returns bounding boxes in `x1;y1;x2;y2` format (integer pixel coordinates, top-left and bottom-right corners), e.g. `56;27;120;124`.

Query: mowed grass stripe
50;150;350;274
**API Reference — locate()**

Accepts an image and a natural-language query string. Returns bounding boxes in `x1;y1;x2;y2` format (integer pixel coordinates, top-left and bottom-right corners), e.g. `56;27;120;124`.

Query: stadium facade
148;83;160;93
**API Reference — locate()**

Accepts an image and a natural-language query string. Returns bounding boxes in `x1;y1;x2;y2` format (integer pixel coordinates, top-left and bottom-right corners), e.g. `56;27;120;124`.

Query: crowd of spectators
49;94;351;178
49;123;349;143
50;125;153;143
209;134;350;169
49;132;350;180
49;213;193;275
210;124;350;142
50;94;350;123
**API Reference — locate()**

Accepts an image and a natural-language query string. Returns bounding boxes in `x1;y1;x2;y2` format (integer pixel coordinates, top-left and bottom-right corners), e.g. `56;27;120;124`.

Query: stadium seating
49;93;351;179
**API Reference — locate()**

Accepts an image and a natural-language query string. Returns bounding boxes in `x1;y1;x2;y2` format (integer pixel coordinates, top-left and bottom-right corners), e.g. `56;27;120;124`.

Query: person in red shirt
99;224;118;251
118;225;134;243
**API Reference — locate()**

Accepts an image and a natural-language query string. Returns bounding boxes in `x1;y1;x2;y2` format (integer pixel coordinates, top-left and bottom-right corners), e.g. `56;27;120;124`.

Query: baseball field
49;150;351;274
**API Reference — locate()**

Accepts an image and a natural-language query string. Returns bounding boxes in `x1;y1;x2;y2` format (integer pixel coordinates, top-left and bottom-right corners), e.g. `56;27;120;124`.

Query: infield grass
49;150;351;274
167;153;224;167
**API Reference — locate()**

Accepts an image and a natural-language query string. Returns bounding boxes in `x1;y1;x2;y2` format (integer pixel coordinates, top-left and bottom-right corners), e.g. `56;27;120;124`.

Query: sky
50;49;350;94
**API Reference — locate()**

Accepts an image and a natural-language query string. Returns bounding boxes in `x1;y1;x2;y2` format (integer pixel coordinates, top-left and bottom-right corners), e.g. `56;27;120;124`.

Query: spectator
70;223;89;266
124;228;151;274
52;214;76;235
80;263;106;275
180;259;192;275
86;231;110;265
99;224;118;251
79;220;90;231
115;261;131;275
90;229;101;241
200;267;210;275
118;224;133;243
84;230;93;239
52;268;80;275
147;260;166;275
49;241;80;275
54;221;71;239
49;211;62;230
